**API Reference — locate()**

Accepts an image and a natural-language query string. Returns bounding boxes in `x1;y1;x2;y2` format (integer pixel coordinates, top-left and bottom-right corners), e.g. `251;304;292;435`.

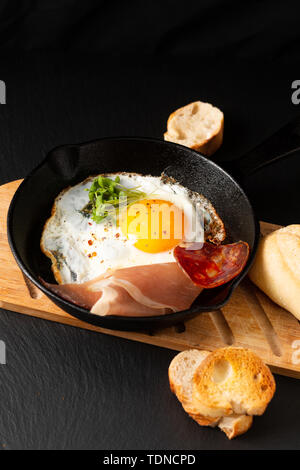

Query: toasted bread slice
164;101;224;156
169;349;217;426
168;349;253;438
218;414;253;440
193;347;276;419
188;411;252;438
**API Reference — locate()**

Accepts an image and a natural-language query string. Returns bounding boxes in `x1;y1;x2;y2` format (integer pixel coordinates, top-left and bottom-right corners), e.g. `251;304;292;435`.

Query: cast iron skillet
7;118;300;331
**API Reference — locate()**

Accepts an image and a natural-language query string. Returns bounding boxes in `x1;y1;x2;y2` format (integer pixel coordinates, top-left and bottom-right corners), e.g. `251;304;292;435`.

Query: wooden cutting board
2;180;300;378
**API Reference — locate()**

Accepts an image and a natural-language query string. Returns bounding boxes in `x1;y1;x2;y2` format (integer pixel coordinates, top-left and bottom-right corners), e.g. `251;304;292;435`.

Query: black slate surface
0;52;300;450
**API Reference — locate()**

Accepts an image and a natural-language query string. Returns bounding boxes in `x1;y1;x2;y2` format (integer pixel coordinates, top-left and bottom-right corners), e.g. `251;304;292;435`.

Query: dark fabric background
0;0;298;64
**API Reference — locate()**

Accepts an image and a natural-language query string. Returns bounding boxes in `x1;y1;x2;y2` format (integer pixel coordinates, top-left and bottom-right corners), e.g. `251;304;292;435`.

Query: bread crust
190;118;224;156
188;411;219;427
249;225;300;320
164;101;224;156
168;349;218;427
218;415;253;440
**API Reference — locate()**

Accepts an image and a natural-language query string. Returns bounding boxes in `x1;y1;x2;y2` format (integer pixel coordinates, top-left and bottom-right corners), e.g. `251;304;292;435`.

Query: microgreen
81;175;147;223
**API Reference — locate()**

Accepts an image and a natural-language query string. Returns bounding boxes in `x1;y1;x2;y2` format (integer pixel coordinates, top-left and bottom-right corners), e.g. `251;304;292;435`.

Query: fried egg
41;173;225;284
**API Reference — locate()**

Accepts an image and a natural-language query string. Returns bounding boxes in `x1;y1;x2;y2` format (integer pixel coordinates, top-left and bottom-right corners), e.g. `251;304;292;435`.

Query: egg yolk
119;199;186;253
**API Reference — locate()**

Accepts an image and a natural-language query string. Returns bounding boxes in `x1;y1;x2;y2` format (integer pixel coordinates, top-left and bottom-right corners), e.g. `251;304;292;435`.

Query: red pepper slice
174;241;250;288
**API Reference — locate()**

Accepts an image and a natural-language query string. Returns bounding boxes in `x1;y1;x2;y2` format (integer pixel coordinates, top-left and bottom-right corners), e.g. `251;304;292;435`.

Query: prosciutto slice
42;263;203;317
42;241;249;317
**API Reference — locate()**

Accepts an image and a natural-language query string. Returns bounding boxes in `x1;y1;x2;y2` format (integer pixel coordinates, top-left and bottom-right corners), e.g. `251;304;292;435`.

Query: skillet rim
7;136;260;326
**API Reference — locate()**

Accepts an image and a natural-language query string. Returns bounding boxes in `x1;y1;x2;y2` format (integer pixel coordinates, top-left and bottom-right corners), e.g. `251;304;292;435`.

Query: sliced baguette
218;414;253;440
168;349;253;438
249;224;300;321
169;349;217;426
164;101;224;156
188;411;252;439
193;347;276;419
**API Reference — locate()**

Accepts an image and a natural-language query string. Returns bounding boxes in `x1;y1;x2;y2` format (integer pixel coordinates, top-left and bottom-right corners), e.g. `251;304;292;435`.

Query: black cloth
0;0;298;65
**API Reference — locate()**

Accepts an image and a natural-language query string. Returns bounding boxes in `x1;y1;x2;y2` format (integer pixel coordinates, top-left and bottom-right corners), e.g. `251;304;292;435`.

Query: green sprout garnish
81;175;147;223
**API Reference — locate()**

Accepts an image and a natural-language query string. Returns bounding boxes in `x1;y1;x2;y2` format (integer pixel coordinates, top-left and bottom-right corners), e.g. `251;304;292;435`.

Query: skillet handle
222;116;300;183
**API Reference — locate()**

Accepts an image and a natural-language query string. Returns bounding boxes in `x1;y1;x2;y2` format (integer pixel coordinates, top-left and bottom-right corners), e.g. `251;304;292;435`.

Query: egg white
41;173;205;284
